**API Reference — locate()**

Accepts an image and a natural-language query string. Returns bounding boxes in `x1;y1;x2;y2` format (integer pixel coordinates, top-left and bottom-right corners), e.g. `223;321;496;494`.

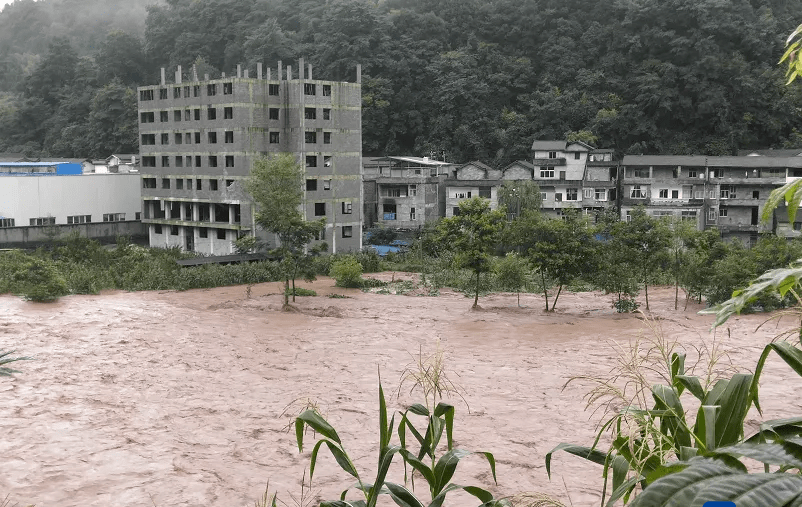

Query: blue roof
0;162;82;175
367;245;402;256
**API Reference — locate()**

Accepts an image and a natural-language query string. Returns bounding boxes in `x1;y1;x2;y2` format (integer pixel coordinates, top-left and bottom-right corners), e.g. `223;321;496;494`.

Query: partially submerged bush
285;287;316;297
330;256;363;288
6;253;69;301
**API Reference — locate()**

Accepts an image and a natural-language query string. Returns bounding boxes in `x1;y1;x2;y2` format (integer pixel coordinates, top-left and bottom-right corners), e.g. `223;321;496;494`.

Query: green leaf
628;460;738;507
746;416;802;442
297;409;342;445
399;448;436;486
379;382;389;450
434;403;455;450
321;440;359;478
693;473;802;507
385;482;425;507
309;439;326;482
712;440;802;469
712;374;753;448
429;483;496;507
675;375;705;401
752;341;802;415
702;405;718;451
604;475;640;507
545;443;609;479
368;445;401;505
652;384;692;450
432;449;471;494
408;404;429;417
612;455;630;492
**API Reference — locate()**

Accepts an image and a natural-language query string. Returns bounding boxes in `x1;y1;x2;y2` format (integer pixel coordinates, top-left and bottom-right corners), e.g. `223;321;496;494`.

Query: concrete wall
0;221;146;248
0;174;141;225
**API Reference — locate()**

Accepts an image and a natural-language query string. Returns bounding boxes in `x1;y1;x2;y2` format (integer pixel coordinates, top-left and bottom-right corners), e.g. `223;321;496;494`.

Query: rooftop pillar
257;62;263;80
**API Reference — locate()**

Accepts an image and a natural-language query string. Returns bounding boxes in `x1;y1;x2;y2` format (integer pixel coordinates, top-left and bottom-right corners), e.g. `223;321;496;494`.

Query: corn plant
0;350;31;377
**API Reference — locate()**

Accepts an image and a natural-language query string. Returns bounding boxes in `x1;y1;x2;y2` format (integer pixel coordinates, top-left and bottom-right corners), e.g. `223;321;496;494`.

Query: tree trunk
551;284;563;311
292;277;296;302
674;276;679;311
517;290;520;307
541;270;549;311
473;270;480;308
644;281;649;311
283;278;289;307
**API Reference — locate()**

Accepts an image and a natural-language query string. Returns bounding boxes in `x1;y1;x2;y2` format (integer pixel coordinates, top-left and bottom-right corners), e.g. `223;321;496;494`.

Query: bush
355;249;383;273
285;287;317;297
9;255;69;301
329;256;363;287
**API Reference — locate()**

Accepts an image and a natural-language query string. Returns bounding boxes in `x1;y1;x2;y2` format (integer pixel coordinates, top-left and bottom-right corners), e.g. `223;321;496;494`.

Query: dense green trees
1;0;802;158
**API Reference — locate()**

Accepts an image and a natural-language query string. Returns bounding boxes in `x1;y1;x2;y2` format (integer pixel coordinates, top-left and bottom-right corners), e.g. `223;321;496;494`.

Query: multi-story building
362;156;453;229
137;60;362;255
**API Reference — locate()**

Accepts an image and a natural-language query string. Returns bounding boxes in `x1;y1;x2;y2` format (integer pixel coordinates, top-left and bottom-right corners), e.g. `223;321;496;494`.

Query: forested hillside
0;0;801;163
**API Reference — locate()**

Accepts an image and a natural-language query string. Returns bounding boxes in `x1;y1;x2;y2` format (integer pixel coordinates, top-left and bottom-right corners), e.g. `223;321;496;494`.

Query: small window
548;151;557;159
186;156;192;167
566;188;578;201
196;179;202;190
170;225;179;235
103;213;126;222
322;85;331;96
342;201;352;214
224;131;233;143
304;83;316;95
141;134;155;145
314;203;326;216
161;133;169;145
174;133;182;144
217;228;226;240
305;131;316;143
323;179;331;190
193;85;200;97
194;108;200;120
210;179;218;191
159;88;168;99
540;168;554;178
142;156;156;167
269;132;280;143
555;193;563;202
154;224;163;234
269;108;279;120
199;227;208;238
207;107;217;120
672;190;679;199
323;132;331;144
574;152;580;160
224;107;233;119
143;177;157;189
140;112;155;123
208;131;217;143
161;156;170;168
30;216;56;226
323;108;331;120
753;190;760;199
223;82;233;95
324;156;332;167
195;155;202;167
584;188;593;199
688;169;698;178
184;109;190;121
226;179;234;187
659;189;668;198
305;107;316;119
185;133;191;144
162;178;171;189
66;215;91;224
268;84;279;95
183;85;190;97
409;207;416;220
194;132;201;144
207;83;217;96
306;179;318;191
135;212;141;220
139;89;154;101
159;111;168;122
176;176;184;189
175;156;183;168
306;155;317;167
209;156;218;168
174;110;181;121
225;155;234;167
720;208;728;217
342;225;352;238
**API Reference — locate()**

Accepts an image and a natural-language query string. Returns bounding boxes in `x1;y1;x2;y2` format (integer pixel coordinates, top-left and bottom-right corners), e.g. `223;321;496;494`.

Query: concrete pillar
160;67;166;85
176;65;182;84
257;62;263;79
267;68;271;80
244;69;249;78
222;72;226;78
193;64;198;81
192;203;198;222
287;65;292;80
237;64;241;78
356;64;361;84
299;58;304;79
204;73;210;81
308;64;312;80
278;61;282;81
229;205;235;225
210;203;216;223
649;165;653;179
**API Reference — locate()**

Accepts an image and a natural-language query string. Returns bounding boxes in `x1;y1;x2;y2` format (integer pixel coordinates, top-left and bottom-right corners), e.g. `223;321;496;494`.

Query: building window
222;106;232;119
208;131;217;143
753;190;760;199
223;82;233;95
688;169;698;178
316;228;325;241
141;134;155;145
154;224;162;234
195;155;202;167
409;207;416;220
170;225;179;235
322;85;331;97
210;179;218;191
225;155;234;167
305;131;317;144
720;185;736;199
548;151;557;159
207;83;217;96
140;89;154;101
135;212;142;220
671;189;679;199
184;109;190;121
633;168;648;178
323;108;331;120
217;229;226;240
584;188;594;199
323;132;331;144
176;176;184;188
713;168;724;178
708;209;718;222
306;155;317;167
143;177;156;189
162;178;170;189
159;88;168;99
199;227;208;238
103;213;126;222
158;111;168;122
183;85;190;96
142;156;156;167
209;156;218;168
630;185;646;198
574;152;580;160
140;112;155;123
174;133;182;144
207;107;217;120
269;108;279;120
314;203;326;216
342;201;352;214
555;193;563;202
681;210;697;221
67;215;91;224
306;179;317;191
224;131;233;143
268;84;279;95
174;110;181;122
196;179;202;190
161;156;170;168
304;83;316;95
269;132;280;143
194;132;201;144
479;187;491;198
592;189;605;201
342;225;352;238
185;133;192;144
720;207;728;217
540;167;554;178
324;156;332;167
160;133;169;145
305;107;316;119
322;179;331;190
30;216;56;226
0;218;14;227
566;188;578;201
659;188;668;198
175;156;183;168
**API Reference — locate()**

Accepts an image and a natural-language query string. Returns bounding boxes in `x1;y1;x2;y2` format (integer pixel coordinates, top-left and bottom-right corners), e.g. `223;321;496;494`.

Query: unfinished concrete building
137;60;362;255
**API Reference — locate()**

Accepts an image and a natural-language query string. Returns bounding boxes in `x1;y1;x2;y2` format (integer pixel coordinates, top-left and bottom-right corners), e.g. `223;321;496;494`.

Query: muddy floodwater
3;274;802;506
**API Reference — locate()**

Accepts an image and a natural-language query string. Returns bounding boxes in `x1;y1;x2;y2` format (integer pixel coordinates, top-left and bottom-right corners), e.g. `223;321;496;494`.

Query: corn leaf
297;409;343;446
546;443;609;479
752;341;802;415
628;460;738;507
692;473;802;507
711;440;802;469
385;482;425;507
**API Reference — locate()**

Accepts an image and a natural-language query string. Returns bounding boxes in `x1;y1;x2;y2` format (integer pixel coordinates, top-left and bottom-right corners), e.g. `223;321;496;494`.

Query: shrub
330;256;363;288
9;255;69;301
285;287;316;297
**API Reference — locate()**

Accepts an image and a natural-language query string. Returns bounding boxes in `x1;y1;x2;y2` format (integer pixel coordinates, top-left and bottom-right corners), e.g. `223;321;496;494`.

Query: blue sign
703;502;736;507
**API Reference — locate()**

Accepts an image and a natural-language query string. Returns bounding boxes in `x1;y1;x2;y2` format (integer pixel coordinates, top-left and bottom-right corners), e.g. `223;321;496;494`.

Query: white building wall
0;174;141;224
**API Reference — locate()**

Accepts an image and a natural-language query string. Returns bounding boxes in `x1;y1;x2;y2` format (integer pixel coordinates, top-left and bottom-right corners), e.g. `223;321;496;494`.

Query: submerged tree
244;153;324;307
